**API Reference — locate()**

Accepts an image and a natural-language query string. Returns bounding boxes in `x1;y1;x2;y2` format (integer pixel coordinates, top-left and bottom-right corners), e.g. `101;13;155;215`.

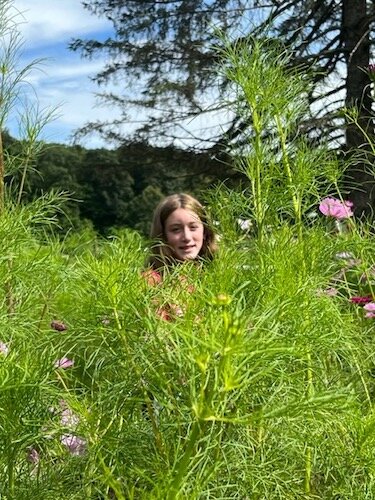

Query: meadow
1;34;375;499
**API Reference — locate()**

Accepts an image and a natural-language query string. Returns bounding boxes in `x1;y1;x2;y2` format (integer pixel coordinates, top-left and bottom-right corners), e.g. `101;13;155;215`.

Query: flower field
1;23;375;499
0;188;374;499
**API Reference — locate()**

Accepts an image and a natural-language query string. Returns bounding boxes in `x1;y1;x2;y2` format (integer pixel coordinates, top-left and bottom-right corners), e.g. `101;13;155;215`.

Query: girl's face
164;207;204;261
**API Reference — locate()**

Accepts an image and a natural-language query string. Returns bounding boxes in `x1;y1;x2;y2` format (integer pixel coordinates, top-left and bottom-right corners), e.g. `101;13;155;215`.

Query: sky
8;0;116;149
5;0;237;152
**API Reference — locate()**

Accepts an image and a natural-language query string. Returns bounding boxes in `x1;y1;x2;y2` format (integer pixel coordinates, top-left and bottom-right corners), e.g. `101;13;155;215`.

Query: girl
146;193;217;274
143;194;217;317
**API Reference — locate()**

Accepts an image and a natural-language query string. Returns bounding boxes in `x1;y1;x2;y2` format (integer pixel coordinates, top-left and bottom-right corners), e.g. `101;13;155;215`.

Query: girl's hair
148;193;217;270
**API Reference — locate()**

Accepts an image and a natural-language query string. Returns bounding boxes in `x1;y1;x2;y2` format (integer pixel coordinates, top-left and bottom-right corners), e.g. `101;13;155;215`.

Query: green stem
251;107;265;244
304;446;312;495
304;351;314;495
17;145;33;206
275;115;302;235
167;421;202;499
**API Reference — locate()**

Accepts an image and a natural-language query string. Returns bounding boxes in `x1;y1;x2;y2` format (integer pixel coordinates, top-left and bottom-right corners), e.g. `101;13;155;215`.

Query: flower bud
51;320;68;332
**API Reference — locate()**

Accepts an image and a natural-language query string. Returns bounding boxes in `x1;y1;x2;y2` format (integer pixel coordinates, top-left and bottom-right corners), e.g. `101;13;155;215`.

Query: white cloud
13;0;112;47
6;0;117;148
23;58;105;87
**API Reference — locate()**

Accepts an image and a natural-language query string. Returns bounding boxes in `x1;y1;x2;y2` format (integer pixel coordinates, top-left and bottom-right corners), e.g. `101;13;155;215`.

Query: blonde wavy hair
147;193;217;270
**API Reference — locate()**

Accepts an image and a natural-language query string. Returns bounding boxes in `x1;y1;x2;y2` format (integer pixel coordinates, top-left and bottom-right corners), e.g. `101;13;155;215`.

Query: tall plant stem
167;421;203;499
274;115;302;239
304;351;314;495
250;107;265;245
17;145;33;205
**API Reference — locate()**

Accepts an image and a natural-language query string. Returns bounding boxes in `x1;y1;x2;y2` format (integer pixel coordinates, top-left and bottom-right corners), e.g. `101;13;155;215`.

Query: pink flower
319;197;353;219
54;357;74;369
156;302;184;321
156;306;172;321
350;296;373;304
0;342;9;356
364;302;375;318
61;434;86;456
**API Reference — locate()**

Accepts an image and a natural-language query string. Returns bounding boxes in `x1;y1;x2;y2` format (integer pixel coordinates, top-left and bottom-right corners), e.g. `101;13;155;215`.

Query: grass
0;28;375;499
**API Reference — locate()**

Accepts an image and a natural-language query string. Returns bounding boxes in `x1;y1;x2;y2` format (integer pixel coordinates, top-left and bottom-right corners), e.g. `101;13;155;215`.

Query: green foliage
5;137;228;236
217;37;346;243
1;198;375;498
1;18;375;500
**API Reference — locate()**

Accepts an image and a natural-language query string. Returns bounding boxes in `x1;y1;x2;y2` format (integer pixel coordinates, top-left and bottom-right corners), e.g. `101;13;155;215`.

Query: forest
4;131;232;237
1;1;375;499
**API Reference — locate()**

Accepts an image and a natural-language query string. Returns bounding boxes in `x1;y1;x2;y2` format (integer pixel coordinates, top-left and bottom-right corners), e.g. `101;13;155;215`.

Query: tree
70;1;261;147
341;0;374;214
71;0;375;212
276;0;374;214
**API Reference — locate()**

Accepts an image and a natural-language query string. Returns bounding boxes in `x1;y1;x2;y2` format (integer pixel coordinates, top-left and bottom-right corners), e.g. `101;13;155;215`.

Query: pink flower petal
142;269;162;286
61;434;86;456
350;296;373;304
61;408;79;428
319;197;353;219
54;357;74;369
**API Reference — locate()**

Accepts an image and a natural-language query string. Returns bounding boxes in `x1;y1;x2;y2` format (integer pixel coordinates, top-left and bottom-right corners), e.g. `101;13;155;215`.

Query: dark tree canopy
70;1;264;146
71;0;375;212
3;132;227;236
70;1;371;142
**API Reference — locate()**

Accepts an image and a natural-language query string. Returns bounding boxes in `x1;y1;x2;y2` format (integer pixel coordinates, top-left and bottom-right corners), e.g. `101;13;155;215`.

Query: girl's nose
182;227;192;240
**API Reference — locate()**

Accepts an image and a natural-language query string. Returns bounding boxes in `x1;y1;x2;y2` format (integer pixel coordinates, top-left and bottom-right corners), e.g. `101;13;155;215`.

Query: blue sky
9;0;117;148
7;0;237;151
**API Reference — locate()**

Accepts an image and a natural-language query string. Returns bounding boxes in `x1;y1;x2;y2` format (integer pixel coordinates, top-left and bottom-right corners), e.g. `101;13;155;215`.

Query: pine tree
71;0;375;212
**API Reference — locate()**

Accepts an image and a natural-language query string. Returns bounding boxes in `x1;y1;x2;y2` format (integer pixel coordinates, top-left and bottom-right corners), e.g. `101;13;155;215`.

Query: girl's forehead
166;207;202;224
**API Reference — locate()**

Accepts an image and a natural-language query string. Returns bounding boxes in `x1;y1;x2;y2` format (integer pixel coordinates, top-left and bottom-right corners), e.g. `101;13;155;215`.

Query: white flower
237;218;252;231
335;251;354;260
0;342;9;356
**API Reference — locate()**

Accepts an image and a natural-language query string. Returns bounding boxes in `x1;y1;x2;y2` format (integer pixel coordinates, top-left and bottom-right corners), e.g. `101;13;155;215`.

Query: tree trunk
0;131;4;213
343;0;375;216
